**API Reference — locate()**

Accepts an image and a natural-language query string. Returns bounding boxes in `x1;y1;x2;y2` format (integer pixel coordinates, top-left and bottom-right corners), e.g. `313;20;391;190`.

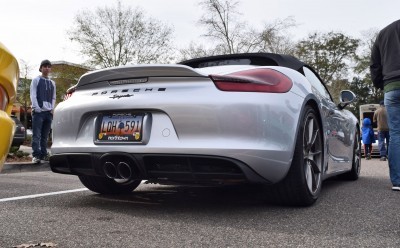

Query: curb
1;162;51;174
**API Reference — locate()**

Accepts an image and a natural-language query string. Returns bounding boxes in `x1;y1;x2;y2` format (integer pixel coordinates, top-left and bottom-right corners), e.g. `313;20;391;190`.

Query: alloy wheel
303;113;323;195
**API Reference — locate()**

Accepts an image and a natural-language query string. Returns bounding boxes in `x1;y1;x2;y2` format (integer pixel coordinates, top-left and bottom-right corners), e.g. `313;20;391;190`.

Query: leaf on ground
12;242;57;248
40;242;57;247
12;243;40;248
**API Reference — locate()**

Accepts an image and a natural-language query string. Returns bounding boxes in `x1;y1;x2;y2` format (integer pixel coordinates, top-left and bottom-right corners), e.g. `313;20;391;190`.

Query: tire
338;128;361;180
268;106;323;206
78;175;141;194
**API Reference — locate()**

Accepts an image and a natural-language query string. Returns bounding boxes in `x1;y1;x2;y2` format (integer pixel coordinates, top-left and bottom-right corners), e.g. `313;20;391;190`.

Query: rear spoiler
76;64;207;87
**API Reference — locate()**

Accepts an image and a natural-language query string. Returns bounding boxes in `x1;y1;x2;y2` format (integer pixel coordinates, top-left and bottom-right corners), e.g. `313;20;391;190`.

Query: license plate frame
95;112;146;144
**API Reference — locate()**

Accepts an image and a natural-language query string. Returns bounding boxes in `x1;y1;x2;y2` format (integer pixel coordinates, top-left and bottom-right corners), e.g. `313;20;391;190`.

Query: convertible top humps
179;52;307;72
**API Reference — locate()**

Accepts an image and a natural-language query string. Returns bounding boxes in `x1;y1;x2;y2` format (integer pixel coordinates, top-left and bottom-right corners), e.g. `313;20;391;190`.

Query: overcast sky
1;0;399;75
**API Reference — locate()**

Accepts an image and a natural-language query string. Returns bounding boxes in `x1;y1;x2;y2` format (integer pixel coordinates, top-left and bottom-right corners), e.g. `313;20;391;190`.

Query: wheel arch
267;97;326;206
281;96;326;182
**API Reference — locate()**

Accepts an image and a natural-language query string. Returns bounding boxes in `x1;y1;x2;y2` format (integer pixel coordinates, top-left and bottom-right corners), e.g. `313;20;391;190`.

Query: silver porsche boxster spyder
50;53;361;206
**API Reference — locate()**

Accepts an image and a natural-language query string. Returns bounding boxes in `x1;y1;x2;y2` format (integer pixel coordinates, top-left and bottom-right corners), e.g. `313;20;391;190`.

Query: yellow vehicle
0;42;19;170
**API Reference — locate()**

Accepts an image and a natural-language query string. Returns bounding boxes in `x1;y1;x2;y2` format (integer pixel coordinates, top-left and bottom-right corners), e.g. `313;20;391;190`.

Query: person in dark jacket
370;19;400;191
361;118;375;160
30;60;56;164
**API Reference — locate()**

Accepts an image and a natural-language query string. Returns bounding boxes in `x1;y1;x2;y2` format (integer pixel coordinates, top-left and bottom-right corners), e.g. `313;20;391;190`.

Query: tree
352;29;383;104
198;0;246;54
16;60;32;129
347;76;378;118
50;63;91;103
295;32;360;105
68;1;175;68
330;78;351;103
179;0;296;60
257;17;297;55
295;32;360;83
179;42;221;61
353;28;379;77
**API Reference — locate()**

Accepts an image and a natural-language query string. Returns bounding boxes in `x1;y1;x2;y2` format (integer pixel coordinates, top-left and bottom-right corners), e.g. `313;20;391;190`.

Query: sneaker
32;157;41;164
367;153;371;159
380;157;387;161
41;153;51;163
392;185;400;191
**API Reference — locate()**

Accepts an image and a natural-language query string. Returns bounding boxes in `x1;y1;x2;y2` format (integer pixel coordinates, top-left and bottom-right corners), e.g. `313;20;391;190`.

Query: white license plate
96;113;144;142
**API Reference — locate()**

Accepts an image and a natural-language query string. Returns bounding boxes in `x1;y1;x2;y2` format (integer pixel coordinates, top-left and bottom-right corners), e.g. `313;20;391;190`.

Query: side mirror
338;90;356;110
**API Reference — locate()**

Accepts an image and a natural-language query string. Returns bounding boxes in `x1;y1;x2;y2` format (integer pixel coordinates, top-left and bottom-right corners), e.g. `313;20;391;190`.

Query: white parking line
0;188;89;203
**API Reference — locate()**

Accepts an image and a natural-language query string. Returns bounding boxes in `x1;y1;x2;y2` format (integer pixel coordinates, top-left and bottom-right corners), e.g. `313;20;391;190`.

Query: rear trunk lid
77;64;208;88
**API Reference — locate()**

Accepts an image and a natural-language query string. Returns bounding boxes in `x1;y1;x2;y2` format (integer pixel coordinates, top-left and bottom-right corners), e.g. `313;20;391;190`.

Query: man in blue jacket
370;19;400;191
30;60;56;164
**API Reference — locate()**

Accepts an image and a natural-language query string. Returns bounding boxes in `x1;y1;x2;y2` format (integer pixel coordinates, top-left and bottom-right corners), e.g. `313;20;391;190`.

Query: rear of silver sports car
50;64;304;187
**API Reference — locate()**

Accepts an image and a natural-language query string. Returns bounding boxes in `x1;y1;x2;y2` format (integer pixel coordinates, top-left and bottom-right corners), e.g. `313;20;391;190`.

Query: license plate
97;113;144;142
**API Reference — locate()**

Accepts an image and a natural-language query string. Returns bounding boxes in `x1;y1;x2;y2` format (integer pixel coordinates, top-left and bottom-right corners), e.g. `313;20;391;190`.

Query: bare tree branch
180;0;297;59
68;1;175;68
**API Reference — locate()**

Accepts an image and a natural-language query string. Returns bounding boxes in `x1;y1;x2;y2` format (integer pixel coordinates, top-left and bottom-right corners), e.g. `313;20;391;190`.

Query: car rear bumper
50;152;271;185
11;135;25;146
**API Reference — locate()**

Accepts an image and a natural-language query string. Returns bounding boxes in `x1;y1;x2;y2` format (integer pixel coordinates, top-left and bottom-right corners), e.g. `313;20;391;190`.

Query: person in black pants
30;60;56;164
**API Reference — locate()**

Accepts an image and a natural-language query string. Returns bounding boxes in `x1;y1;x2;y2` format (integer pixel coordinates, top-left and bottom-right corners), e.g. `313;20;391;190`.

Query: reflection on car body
50;53;361;206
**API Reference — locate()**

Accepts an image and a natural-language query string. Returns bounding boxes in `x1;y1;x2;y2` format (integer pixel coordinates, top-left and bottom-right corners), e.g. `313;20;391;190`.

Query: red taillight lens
63;85;76;101
63;93;73;101
210;68;293;93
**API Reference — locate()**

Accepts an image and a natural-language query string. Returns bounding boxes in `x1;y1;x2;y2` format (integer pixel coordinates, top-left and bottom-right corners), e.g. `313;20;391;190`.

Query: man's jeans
385;89;400;186
31;111;52;159
378;130;390;157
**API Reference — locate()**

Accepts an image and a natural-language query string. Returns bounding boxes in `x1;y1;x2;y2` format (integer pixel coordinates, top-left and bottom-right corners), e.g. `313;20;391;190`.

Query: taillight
209;68;293;93
63;85;77;101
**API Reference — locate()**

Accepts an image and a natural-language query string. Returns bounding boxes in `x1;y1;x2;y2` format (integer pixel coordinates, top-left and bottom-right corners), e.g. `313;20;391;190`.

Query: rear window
198;59;251;68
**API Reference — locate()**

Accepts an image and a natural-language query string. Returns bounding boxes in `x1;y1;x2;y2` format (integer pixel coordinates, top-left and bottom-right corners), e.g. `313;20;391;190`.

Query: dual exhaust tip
103;161;134;180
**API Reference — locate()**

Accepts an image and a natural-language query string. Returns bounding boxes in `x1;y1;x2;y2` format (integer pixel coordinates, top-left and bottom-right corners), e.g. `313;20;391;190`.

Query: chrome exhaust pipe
117;162;132;179
103;162;117;179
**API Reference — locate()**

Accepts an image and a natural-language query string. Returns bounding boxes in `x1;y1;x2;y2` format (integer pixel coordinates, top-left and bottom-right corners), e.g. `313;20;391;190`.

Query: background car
11;115;26;150
0;42;19;170
359;104;385;157
50;53;360;206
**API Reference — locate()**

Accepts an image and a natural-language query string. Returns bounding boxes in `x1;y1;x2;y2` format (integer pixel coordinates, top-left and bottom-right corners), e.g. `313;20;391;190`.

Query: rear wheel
78;175;141;194
269;106;323;206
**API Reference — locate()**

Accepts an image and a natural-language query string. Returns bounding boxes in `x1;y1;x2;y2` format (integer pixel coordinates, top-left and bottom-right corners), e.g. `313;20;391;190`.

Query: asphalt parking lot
0;157;399;247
